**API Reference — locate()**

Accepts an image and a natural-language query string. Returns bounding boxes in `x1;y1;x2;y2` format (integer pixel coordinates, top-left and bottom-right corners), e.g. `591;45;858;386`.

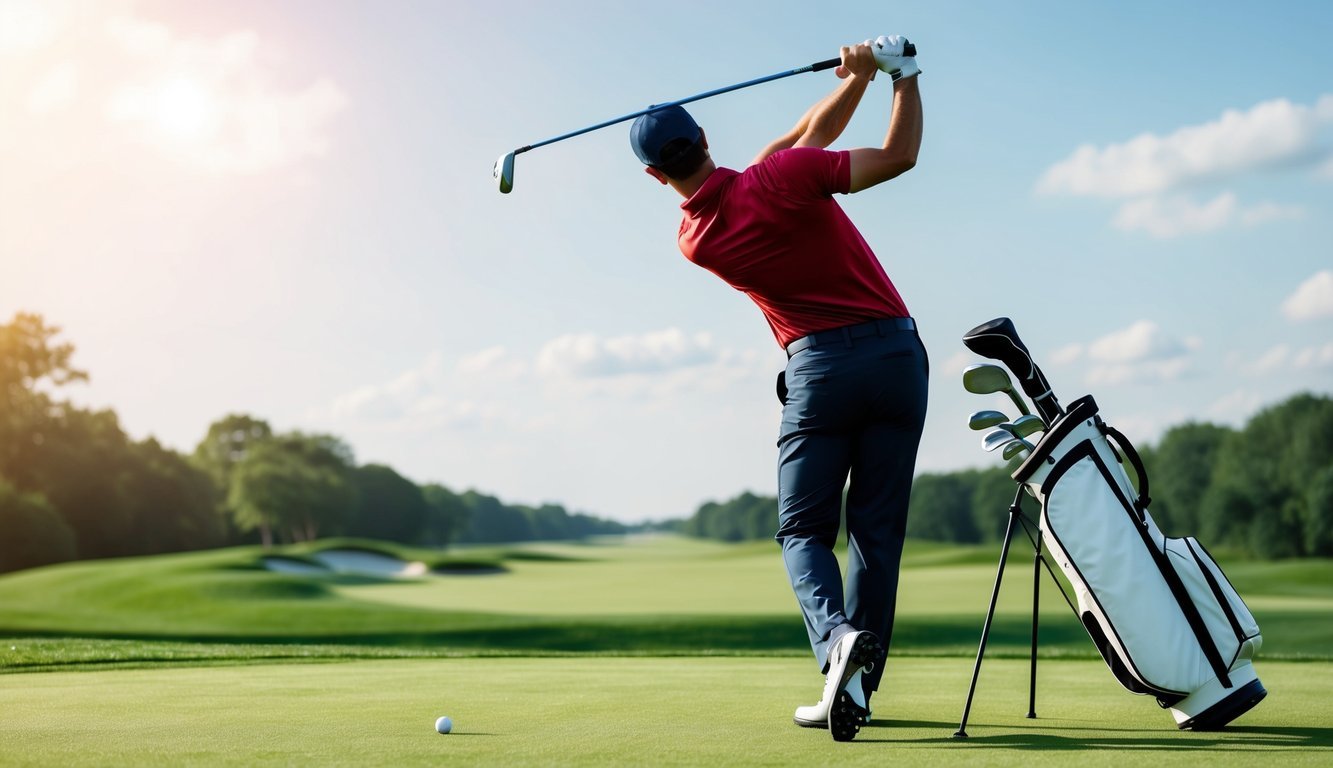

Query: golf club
962;364;1032;417
1001;438;1033;461
1007;414;1046;439
493;43;916;194
982;428;1019;453
962;317;1064;424
968;410;1010;431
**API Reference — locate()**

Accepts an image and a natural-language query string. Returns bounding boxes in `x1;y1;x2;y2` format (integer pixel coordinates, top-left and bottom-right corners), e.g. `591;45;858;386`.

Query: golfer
630;37;925;741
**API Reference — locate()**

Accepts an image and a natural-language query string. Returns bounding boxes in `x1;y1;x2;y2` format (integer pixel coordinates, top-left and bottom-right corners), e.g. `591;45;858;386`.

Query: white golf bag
1013;394;1266;729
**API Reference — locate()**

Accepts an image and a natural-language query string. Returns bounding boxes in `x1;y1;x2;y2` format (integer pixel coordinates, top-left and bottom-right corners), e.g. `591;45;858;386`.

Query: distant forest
4;312;1329;574
683;393;1333;560
0;313;628;573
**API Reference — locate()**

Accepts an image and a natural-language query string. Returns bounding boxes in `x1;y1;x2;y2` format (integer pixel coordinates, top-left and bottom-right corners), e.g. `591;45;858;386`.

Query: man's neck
670;160;718;199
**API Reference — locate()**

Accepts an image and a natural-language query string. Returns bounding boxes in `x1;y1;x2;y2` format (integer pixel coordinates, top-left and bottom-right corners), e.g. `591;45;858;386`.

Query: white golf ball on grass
434;716;453;734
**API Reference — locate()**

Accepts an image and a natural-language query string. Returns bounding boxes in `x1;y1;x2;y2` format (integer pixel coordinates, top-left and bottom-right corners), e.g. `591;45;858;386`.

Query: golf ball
435;716;453;734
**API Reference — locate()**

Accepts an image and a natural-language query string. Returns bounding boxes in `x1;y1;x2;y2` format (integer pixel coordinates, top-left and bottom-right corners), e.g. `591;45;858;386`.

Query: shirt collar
680;167;738;214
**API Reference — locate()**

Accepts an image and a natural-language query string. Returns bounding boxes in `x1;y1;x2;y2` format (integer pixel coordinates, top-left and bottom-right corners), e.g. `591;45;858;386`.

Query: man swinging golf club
630;37;926;741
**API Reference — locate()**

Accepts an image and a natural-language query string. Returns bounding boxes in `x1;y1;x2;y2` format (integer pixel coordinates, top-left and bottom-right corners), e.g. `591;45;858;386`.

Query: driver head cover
630;105;701;167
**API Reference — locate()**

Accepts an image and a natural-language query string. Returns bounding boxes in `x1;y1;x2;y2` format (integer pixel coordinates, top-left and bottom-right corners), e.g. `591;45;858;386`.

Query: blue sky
2;0;1330;522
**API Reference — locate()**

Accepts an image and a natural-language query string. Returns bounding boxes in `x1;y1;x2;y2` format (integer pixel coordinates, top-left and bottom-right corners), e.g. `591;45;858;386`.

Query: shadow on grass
859;719;1333;750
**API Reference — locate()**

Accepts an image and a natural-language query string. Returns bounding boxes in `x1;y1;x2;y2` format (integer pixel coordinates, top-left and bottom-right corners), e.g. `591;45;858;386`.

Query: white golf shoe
792;629;882;741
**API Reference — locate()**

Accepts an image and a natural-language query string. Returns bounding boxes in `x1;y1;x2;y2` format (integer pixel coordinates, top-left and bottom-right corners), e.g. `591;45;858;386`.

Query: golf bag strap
1101;422;1151;517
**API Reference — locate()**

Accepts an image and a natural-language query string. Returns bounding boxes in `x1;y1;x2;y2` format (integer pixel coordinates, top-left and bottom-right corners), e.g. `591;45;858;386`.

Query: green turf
2;657;1329;767
0;535;1329;670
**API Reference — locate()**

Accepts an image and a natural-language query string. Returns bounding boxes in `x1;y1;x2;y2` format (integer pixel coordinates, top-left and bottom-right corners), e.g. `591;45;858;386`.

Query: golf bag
961;317;1266;730
1012;395;1266;729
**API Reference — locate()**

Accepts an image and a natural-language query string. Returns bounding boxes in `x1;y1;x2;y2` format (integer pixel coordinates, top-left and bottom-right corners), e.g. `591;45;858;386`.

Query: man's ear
644;166;669;185
700;128;708;151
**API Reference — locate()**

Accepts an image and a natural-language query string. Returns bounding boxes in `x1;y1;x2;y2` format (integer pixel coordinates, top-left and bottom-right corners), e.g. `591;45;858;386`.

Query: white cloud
1039;95;1326;238
1252;344;1290;375
940;350;975;378
1112;193;1236;238
1282;270;1333;322
1038;96;1332;199
1293;342;1333;369
1082;321;1199;386
536;328;724;379
1206;390;1265;426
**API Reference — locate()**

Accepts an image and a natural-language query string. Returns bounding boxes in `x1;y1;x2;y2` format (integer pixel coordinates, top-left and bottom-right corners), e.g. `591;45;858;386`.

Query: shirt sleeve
763;147;852;200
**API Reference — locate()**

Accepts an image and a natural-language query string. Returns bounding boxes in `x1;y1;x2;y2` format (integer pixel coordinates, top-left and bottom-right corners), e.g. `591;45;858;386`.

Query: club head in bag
982;428;1017;452
962;364;1032;416
1001;439;1033;461
962;317;1064;422
1009;414;1045;439
968;410;1009;431
494;152;515;193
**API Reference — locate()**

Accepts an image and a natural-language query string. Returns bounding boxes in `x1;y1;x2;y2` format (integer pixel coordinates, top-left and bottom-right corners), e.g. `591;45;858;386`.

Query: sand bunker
261;549;427;578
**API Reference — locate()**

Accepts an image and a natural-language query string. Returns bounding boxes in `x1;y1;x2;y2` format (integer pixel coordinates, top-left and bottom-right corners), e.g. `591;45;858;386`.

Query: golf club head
962;363;1033;416
983;428;1016;452
494;152;515;194
962;317;1064;422
1001;439;1032;461
1009;414;1045;440
968;410;1009;431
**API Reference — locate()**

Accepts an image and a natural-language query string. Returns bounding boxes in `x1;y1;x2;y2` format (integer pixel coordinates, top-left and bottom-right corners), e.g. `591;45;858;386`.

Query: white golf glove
868;35;920;81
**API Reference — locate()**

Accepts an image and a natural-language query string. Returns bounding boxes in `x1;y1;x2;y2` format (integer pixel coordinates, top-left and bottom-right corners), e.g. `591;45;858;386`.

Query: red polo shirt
677;147;910;349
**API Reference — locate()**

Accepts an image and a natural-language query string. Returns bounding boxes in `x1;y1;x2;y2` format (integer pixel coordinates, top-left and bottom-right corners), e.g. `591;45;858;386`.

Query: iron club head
1009;414;1045;439
962;363;1032;416
494;152;515;194
1001;439;1033;461
968;410;1010;431
983;428;1017;452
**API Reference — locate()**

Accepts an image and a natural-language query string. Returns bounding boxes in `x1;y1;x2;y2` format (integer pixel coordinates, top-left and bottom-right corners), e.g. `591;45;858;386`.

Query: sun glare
150;75;220;144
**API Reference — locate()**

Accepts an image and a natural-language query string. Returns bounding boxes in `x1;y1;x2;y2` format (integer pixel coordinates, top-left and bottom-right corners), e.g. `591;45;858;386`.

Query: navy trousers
775;322;928;697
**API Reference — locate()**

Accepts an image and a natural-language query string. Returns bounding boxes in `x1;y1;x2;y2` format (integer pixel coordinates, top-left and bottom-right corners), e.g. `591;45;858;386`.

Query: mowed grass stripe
1;658;1329;767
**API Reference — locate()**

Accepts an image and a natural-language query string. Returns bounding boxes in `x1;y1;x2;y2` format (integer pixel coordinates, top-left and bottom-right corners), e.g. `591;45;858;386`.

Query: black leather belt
785;317;916;358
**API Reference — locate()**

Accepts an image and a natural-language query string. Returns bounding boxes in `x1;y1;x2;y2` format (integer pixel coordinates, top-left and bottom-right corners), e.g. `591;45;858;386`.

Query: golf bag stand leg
1028;534;1042;719
954;485;1030;739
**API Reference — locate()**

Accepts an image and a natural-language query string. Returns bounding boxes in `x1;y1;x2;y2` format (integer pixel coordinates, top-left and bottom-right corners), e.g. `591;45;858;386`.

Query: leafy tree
457;490;533;543
0;480;75;572
228;434;355;547
193;414;274;493
907;473;981;543
1146;422;1232;535
421;484;470;547
0;313;88;488
121;438;225;554
1202;393;1333;557
348;464;427;544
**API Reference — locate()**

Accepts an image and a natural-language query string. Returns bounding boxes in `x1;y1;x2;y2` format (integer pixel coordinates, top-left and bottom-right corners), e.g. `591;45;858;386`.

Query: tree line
0;313;625;573
682;392;1333;560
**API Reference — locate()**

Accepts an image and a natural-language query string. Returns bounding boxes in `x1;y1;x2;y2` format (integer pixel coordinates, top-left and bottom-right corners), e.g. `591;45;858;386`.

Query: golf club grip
810;41;917;73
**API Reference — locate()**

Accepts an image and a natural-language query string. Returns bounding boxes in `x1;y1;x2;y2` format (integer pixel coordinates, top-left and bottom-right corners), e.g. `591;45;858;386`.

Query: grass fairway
1;536;1330;765
3;657;1330;767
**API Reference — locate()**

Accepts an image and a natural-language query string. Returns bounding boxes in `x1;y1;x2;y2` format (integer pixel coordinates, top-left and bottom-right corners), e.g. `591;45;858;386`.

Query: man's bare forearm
846;76;922;193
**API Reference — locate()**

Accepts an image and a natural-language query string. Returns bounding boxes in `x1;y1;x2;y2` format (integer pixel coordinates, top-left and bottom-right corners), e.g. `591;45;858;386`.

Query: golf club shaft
510;58;842;156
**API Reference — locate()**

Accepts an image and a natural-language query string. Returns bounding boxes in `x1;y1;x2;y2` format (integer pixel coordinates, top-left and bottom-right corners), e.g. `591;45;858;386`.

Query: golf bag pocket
1162;537;1262;667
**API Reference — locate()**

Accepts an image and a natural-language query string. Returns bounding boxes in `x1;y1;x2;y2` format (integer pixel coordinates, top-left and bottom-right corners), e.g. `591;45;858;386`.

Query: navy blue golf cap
630;105;701;167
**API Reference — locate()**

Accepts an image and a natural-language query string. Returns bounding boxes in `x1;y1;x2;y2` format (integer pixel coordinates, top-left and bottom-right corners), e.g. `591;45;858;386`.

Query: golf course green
2;535;1330;765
